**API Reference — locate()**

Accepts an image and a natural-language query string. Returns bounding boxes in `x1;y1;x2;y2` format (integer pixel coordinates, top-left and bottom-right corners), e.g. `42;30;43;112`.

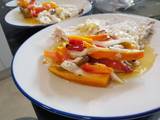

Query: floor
0;77;37;120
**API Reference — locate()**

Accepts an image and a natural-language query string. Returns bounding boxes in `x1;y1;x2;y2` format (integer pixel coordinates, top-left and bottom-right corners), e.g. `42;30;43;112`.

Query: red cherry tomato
66;39;84;51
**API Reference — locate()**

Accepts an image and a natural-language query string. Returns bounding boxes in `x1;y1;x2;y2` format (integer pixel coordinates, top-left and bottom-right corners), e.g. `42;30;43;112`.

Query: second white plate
5;0;92;27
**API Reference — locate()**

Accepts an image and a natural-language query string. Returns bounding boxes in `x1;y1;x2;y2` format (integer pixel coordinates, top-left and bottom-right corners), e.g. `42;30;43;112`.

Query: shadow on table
15;117;37;120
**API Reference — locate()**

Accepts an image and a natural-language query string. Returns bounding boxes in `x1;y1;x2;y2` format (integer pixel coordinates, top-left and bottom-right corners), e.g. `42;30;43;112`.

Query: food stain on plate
14;11;40;25
23;17;40;25
118;45;156;80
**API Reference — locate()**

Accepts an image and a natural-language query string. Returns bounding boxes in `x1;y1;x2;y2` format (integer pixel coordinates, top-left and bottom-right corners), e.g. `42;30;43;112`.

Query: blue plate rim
11;13;160;120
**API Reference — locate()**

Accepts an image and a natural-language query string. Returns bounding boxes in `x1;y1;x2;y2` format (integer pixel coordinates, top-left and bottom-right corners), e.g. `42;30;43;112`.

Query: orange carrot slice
81;63;113;74
87;34;110;41
49;65;110;87
44;48;70;63
42;1;58;9
89;50;144;60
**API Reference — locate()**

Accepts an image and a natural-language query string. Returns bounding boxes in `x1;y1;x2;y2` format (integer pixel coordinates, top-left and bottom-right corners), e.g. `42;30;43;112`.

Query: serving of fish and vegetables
17;0;84;24
43;18;155;87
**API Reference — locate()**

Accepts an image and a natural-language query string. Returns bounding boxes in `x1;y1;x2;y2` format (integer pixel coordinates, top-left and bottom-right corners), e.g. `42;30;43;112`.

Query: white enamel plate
5;0;92;27
12;14;160;119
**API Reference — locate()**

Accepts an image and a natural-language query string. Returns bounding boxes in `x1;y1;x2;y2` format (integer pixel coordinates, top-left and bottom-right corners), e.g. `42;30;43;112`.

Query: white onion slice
93;38;138;48
111;73;124;83
60;60;84;75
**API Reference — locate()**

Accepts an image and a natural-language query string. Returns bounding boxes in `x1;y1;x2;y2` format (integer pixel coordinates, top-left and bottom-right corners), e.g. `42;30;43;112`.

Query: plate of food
5;0;92;27
12;14;160;119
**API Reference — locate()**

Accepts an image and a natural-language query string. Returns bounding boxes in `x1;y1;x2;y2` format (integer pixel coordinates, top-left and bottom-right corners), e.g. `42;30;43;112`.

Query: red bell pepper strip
98;59;133;73
66;39;85;51
81;63;113;74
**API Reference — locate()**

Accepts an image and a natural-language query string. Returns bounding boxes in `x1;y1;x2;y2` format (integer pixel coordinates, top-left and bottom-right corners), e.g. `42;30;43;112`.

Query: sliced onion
111;73;124;83
60;60;84;75
88;46;143;54
69;49;88;58
93;38;138;48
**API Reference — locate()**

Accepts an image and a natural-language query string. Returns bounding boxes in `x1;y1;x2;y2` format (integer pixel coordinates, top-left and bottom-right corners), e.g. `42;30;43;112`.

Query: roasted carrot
87;34;110;41
49;65;110;87
81;63;113;74
42;1;58;9
44;48;70;63
89;50;144;61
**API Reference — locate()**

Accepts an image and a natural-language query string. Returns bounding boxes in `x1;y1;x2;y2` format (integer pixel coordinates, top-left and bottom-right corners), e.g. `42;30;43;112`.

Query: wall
0;24;12;79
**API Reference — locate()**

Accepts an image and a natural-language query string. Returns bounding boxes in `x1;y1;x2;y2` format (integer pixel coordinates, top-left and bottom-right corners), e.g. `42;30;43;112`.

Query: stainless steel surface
95;0;160;18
